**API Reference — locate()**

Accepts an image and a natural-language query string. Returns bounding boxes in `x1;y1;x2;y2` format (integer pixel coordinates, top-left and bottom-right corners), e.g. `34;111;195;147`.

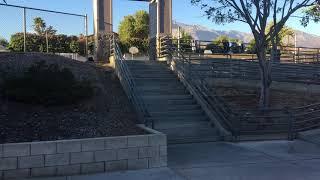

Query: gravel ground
0;53;145;144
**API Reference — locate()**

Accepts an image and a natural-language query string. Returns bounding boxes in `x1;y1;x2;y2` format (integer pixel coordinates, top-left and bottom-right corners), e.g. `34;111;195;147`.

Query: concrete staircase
126;60;220;144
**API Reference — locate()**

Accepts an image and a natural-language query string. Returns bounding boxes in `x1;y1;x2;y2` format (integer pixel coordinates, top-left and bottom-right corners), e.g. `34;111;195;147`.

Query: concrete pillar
157;0;172;35
149;0;172;60
93;0;172;61
93;0;113;62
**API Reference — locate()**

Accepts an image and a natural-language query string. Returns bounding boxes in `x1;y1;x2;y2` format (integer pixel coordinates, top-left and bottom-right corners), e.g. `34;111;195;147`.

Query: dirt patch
214;86;320;109
0;53;145;144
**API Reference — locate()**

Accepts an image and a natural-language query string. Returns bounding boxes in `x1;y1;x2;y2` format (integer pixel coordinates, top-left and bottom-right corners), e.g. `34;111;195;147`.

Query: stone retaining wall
0;125;167;179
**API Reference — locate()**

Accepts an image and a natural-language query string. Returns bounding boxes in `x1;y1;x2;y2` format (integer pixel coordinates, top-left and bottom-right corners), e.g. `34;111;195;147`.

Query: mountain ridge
172;21;320;48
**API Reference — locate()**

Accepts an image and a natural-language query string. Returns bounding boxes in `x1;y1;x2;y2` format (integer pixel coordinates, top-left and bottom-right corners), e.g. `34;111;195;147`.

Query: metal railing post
286;108;295;141
23;7;27;52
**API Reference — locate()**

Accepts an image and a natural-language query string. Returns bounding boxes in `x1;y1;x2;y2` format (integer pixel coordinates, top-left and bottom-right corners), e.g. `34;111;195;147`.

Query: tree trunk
257;48;271;109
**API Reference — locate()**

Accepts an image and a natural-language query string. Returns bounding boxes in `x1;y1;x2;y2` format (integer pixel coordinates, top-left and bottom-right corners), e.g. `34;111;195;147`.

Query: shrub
2;61;94;106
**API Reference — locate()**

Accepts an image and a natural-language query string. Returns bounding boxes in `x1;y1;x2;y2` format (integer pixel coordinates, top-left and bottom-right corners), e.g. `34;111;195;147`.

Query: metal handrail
111;35;152;128
159;35;231;137
160;35;320;140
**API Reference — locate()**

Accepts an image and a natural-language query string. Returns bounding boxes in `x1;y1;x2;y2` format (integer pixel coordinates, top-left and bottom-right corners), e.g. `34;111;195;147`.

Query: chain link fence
0;3;90;60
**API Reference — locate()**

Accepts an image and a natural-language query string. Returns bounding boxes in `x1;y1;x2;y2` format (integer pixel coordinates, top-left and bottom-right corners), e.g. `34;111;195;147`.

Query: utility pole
85;14;88;58
178;26;181;52
23;7;27;52
294;33;297;63
46;31;49;53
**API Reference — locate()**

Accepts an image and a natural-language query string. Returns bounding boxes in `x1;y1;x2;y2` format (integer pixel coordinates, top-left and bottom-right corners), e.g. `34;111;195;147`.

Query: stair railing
111;34;153;128
159;35;231;137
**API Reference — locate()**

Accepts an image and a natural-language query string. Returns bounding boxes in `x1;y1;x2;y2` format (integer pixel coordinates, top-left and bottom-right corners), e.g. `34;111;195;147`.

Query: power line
0;3;86;18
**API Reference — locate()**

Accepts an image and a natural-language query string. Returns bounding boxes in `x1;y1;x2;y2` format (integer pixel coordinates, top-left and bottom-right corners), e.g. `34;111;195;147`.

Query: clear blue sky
0;0;319;40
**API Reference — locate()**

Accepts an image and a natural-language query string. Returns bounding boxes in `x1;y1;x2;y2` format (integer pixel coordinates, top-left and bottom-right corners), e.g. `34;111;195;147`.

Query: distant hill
172;21;320;48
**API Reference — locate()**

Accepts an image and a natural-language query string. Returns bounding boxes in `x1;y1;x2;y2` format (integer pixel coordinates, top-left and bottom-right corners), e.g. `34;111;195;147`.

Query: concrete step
137;85;185;90
158;126;221;144
145;99;196;105
147;104;201;112
135;81;183;87
137;87;186;94
141;89;188;96
130;68;171;72
150;109;204;117
125;60;220;144
132;74;175;78
142;94;193;100
132;77;178;82
168;135;222;144
152;118;210;129
149;115;208;122
125;61;165;64
128;65;170;69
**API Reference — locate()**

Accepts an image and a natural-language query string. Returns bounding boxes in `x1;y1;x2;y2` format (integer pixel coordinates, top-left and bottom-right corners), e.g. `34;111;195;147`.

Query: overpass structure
93;0;172;61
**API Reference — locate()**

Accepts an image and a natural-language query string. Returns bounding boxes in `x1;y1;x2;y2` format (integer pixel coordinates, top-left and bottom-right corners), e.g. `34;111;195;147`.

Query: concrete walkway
170;140;320;180
28;140;320;180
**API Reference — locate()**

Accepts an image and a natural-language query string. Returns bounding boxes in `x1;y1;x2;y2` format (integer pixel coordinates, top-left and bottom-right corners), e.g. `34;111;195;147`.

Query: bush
2;61;94;106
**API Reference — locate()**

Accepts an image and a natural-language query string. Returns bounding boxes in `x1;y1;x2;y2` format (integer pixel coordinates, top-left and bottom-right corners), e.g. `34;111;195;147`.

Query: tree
33;17;46;35
213;35;231;53
0;38;9;48
46;26;57;35
177;30;194;52
33;17;57;35
266;23;294;47
248;24;294;53
118;10;149;53
246;39;257;54
301;5;320;26
192;0;320;108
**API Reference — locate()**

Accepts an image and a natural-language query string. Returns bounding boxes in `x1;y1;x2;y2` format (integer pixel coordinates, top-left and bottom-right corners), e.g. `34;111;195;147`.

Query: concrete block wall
0;125;167;179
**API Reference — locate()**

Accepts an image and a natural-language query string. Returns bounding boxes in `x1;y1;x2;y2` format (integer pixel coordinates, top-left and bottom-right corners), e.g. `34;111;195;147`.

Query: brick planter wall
0;125;167;179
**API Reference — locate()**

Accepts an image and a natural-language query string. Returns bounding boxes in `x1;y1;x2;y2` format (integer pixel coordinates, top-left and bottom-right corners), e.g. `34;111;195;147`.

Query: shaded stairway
126;60;220;144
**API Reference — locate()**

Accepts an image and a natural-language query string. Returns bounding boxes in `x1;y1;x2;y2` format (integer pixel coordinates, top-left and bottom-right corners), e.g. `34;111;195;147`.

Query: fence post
23;7;27;52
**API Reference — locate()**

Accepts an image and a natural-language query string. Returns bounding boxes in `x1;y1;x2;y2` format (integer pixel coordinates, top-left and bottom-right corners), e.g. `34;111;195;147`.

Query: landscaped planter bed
0;125;167;180
0;53;168;179
0;53;143;144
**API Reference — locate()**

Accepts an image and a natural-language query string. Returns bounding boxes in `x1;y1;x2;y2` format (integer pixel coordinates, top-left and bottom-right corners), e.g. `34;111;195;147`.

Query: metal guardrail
160;35;320;141
111;34;152;128
188;59;320;85
169;38;320;64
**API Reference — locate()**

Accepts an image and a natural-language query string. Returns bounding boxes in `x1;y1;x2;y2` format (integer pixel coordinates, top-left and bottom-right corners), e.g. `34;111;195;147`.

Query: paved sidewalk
68;168;184;180
170;140;320;180
27;140;320;180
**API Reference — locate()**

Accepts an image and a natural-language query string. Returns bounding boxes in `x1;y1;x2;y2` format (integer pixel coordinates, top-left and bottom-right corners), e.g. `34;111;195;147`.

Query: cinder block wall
0;126;167;179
